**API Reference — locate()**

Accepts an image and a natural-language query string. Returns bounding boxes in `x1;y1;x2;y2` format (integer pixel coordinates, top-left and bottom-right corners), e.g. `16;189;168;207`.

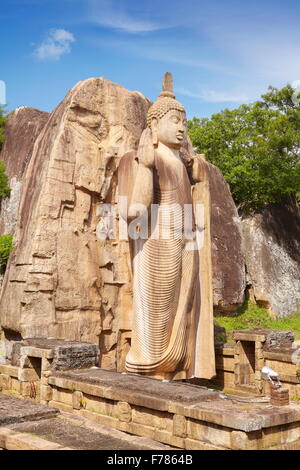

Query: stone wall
1;362;300;450
202;330;300;399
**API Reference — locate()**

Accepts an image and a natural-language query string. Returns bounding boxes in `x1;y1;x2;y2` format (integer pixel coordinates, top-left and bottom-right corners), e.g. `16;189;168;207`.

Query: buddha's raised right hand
136;128;155;169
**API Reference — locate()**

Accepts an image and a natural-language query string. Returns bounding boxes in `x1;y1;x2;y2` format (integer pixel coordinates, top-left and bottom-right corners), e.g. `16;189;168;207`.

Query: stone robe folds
118;134;216;380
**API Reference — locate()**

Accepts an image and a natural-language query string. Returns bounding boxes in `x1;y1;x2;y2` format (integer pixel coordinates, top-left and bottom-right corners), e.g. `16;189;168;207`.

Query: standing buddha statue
118;73;215;380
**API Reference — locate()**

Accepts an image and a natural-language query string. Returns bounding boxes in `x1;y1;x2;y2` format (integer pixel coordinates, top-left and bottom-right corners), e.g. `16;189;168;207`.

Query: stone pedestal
270;384;289;406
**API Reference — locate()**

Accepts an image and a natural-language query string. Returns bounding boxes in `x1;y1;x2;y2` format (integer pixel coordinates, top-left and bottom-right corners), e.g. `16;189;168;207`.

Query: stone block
40;385;53;402
72;391;83;410
116;401;132;423
153;429;185;449
0;364;19;378
20;346;54;359
20;381;40;398
234;330;267;342
173;414;187;438
264;330;295;350
84;395;115;417
132;407;172;432
48;400;73;414
52;342;99;371
80;409;118;429
52;387;73;406
230;431;257;450
42;357;52;371
18;368;40;382
0;428;15;448
41;376;49;386
10;378;21;394
5;432;62;451
185;438;227;451
0;374;12;391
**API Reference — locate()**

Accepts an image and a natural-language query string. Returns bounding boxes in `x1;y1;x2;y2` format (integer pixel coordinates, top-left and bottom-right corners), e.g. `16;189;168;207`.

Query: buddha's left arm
190;154;206;184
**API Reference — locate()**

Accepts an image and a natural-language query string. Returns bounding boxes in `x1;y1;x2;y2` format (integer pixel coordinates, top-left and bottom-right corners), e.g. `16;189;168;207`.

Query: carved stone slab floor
6;414;173;451
0;394;58;426
0;394;173;450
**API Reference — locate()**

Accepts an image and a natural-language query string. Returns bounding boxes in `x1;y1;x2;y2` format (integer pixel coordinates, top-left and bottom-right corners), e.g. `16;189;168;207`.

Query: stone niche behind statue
118;73;216;380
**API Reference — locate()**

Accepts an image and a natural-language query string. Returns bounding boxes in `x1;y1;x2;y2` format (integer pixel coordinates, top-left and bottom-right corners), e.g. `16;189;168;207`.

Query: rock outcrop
0;107;49;235
242;198;300;317
206;163;246;313
0;78;150;370
0;77;246;370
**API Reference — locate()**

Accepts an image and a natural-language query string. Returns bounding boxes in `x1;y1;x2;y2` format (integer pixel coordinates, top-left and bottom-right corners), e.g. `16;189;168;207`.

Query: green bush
0;234;13;272
0;106;10;198
216;300;300;341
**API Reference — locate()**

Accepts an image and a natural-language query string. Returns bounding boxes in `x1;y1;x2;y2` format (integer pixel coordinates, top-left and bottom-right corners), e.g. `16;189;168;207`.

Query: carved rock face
0;107;49;236
155;110;187;150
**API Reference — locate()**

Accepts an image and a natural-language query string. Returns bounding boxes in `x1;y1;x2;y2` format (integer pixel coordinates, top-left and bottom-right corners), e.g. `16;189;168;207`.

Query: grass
215;299;300;341
291;396;300;402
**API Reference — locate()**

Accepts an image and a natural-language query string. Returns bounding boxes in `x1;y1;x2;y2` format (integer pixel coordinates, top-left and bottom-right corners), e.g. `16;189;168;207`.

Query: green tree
188;84;300;211
0;106;10;198
0;235;13;272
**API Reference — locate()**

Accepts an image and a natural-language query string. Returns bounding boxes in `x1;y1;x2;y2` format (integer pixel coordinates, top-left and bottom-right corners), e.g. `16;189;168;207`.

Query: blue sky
1;0;300;118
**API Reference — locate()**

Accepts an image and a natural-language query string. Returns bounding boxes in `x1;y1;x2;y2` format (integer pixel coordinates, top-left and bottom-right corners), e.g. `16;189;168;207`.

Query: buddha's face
154;109;187;150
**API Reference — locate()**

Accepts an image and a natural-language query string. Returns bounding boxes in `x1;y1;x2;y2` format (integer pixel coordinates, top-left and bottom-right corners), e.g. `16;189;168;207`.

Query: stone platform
0;395;171;450
46;369;300;450
0;394;58;426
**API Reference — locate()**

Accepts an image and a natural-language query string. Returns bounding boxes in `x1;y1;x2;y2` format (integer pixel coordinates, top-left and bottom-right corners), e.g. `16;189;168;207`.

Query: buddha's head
147;73;187;150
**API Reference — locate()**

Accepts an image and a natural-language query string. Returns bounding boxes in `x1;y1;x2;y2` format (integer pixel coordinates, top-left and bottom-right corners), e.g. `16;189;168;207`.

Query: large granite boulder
0;77;246;370
242;199;300;317
206;163;246;313
0;78;150;369
0;107;49;235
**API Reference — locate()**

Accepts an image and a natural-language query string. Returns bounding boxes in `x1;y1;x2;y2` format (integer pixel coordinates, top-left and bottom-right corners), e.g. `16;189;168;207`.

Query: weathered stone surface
0;77;246;373
0;107;49;235
242;199;300;317
48;368;300;436
233;328;295;349
0;78;150;357
0;394;58;425
50;369;220;406
205;163;246;313
13;338;99;370
10;416;172;450
264;330;295;350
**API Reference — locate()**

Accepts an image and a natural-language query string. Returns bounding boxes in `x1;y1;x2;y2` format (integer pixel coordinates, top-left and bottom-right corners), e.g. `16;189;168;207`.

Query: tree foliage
188;84;300;211
0;234;13;272
0;106;10;198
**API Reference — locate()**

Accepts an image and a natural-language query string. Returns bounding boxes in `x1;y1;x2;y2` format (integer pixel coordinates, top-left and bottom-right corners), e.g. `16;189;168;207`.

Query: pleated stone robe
118;132;216;380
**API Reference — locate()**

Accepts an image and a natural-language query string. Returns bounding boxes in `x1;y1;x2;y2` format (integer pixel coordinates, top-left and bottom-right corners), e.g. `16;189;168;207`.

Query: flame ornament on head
147;72;186;128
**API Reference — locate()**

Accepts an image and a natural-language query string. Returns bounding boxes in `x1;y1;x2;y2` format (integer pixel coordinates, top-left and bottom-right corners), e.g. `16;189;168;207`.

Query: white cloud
87;0;164;33
0;81;6;105
176;87;249;103
35;29;75;61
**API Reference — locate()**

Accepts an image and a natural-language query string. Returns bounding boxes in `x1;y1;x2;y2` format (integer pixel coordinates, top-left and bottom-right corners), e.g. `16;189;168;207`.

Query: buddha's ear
151;118;158;147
